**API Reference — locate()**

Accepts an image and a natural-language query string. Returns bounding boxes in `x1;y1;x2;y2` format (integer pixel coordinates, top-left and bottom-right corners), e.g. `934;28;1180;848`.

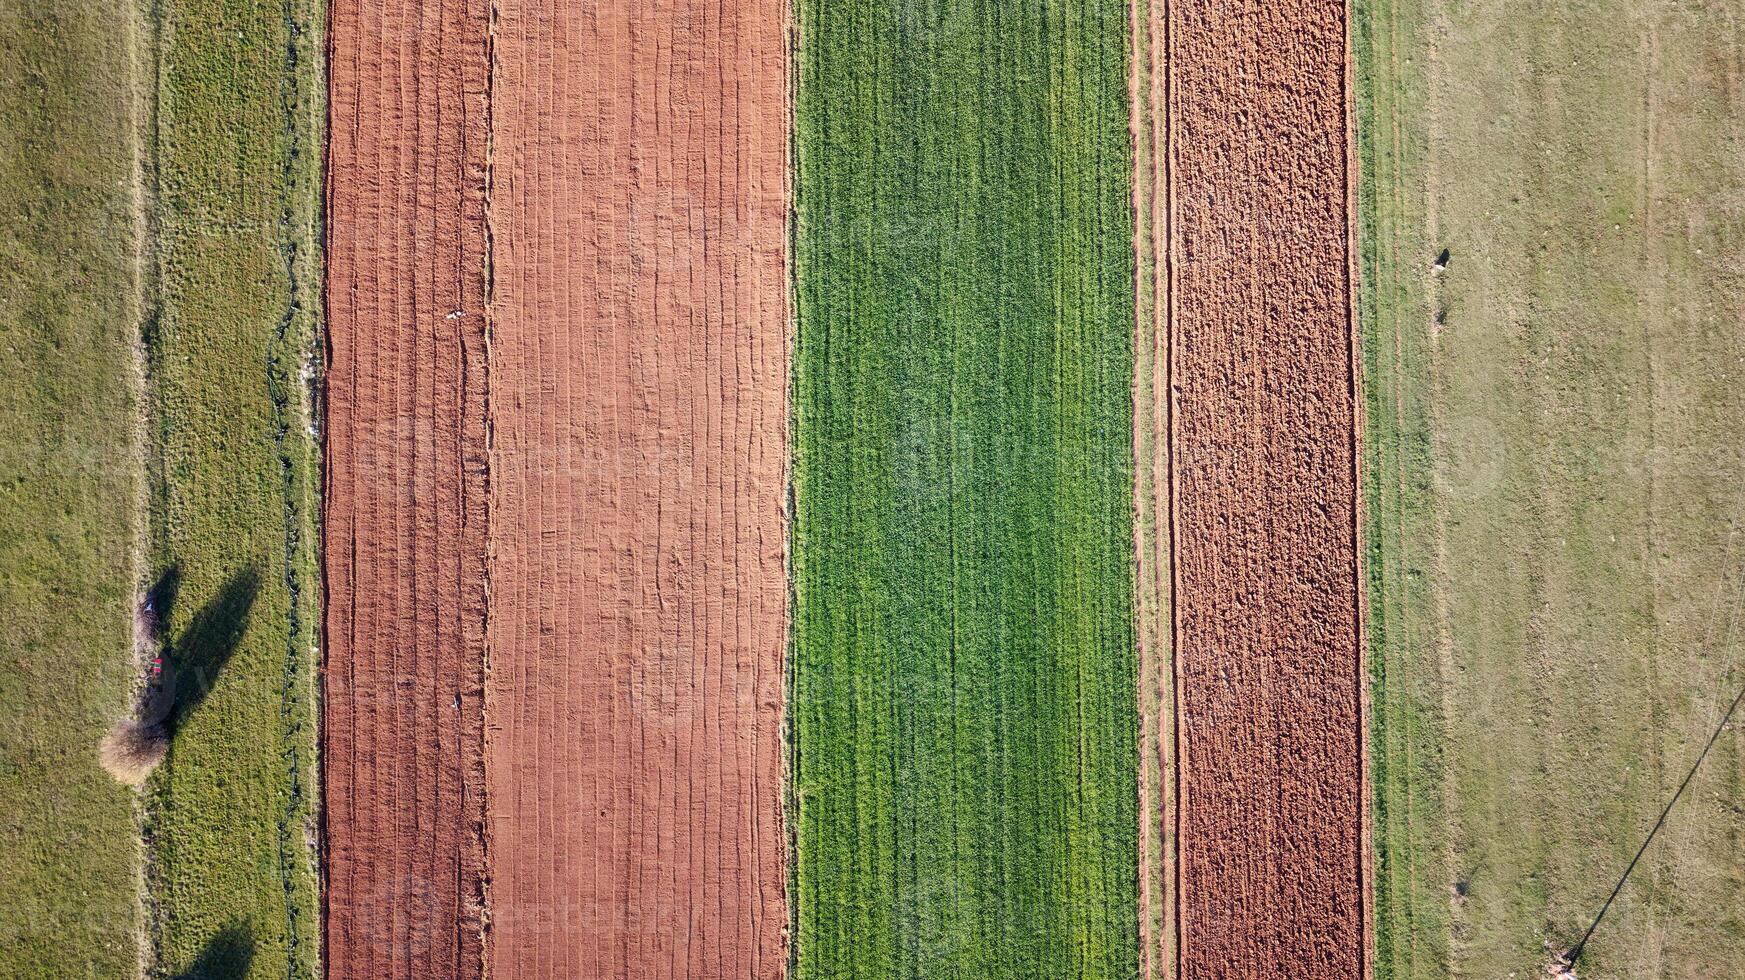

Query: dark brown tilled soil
1148;2;1367;976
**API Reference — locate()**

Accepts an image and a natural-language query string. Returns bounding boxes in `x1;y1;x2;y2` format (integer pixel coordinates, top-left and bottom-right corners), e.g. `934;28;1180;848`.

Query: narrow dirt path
1145;2;1367;976
1130;1;1174;975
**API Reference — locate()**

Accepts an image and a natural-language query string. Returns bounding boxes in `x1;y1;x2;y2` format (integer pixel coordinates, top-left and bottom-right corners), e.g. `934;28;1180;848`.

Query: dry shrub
99;720;168;786
103;587;173;786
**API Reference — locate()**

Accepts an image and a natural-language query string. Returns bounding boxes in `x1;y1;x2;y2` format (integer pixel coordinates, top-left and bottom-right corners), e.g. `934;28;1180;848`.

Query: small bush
99;720;168;786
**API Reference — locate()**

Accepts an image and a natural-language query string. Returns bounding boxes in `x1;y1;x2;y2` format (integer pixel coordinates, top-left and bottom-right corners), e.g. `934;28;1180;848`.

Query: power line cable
1566;570;1745;967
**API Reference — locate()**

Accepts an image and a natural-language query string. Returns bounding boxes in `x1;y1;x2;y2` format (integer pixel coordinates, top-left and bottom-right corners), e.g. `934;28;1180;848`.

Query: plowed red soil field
483;2;789;976
323;1;790;977
1140;1;1367;976
322;0;492;974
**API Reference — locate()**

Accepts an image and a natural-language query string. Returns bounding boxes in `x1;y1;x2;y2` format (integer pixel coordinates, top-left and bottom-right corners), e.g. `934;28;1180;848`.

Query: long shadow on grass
142;564;182;639
169;921;255;979
141;566;261;734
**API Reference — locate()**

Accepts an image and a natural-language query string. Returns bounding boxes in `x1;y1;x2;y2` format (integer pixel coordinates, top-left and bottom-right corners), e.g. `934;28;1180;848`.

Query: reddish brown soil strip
325;1;790;976
481;2;790;977
1145;2;1367;976
322;0;493;976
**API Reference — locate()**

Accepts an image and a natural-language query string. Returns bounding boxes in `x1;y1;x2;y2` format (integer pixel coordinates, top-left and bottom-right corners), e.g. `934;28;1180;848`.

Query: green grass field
1357;2;1745;976
0;3;152;975
1353;0;1447;974
140;0;324;975
790;2;1138;977
1;1;323;974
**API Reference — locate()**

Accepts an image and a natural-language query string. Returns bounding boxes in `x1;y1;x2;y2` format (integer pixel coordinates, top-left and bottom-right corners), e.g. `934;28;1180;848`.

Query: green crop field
790;2;1139;977
0;3;152;975
141;0;324;975
1357;1;1745;976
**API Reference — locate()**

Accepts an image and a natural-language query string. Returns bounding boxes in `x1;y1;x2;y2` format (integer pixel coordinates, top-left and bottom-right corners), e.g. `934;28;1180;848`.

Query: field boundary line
126;0;164;973
783;0;802;972
1343;2;1375;977
1129;0;1170;974
266;0;324;973
1162;0;1186;974
475;0;499;969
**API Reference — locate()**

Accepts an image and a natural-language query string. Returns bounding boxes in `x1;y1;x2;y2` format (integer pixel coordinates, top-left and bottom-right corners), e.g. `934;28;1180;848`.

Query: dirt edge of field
1130;0;1173;976
1346;10;1376;980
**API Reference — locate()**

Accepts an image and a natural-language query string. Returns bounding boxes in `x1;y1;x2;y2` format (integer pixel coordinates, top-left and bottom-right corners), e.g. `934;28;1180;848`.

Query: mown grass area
1351;1;1447;976
0;3;150;975
1356;2;1745;976
790;2;1138;977
141;0;323;975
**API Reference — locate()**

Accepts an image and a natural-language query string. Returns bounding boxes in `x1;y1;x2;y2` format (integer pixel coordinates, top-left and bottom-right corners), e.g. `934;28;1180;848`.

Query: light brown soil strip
1153;2;1367;976
1130;0;1174;975
481;3;790;974
322;0;493;975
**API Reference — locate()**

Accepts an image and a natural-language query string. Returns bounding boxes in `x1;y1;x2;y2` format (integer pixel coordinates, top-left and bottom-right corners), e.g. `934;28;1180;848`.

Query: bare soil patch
482;2;790;976
322;0;492;974
1148;2;1366;975
323;2;788;976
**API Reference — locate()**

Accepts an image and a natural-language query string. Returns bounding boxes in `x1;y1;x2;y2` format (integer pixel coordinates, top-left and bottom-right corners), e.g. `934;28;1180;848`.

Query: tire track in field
322;0;493;974
1149;2;1367;976
482;2;789;976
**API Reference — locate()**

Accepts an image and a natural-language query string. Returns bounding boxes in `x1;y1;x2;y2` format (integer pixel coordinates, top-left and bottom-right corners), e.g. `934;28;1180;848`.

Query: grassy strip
0;3;151;974
140;0;323;974
790;3;1138;976
1349;2;1448;977
1355;1;1745;975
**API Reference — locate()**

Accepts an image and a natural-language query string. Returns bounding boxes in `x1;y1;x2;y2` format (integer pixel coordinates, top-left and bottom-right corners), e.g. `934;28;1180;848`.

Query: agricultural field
789;1;1140;976
478;3;792;976
1357;0;1745;976
0;2;150;974
1148;2;1367;977
141;0;325;973
10;0;1745;978
323;0;789;976
2;0;324;976
320;0;490;972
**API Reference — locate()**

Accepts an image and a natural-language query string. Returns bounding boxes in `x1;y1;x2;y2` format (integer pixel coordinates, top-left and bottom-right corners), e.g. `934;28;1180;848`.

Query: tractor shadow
169;921;255;980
